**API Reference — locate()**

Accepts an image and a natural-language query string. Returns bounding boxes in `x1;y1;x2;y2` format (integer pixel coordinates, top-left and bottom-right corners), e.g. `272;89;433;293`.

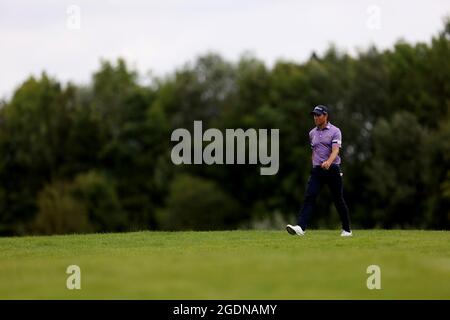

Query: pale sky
1;0;449;99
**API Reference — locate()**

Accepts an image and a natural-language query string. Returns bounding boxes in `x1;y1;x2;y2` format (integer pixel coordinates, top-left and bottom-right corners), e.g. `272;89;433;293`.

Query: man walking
286;105;352;237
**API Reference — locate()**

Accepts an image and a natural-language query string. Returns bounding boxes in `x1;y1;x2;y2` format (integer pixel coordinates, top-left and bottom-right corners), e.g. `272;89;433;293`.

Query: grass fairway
0;230;449;299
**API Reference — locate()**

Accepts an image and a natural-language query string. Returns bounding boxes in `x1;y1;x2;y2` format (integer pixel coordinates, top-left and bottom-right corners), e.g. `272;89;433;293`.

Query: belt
313;164;340;169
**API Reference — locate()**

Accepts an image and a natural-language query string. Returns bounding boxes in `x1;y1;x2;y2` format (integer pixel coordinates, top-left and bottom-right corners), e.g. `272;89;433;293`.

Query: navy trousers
297;164;351;232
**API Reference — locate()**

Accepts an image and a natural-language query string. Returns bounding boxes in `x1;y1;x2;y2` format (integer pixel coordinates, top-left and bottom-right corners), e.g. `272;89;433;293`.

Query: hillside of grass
1;230;449;299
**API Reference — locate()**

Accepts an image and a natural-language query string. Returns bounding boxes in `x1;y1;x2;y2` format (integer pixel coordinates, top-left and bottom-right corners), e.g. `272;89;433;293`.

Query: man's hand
321;160;332;170
321;146;340;170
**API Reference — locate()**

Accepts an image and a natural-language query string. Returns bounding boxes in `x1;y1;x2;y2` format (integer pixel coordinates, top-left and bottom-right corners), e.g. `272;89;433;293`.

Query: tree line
0;21;449;235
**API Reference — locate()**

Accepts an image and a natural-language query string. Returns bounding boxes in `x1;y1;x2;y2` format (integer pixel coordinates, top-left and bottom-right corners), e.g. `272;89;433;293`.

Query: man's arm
321;145;339;169
322;129;342;169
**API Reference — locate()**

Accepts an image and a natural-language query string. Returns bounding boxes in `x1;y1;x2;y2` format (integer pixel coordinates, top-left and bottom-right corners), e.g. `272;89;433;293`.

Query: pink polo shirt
309;122;342;167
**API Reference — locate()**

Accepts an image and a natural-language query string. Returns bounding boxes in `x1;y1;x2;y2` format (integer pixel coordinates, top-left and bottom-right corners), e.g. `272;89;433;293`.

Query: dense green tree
156;174;241;230
366;112;432;228
0;74;77;234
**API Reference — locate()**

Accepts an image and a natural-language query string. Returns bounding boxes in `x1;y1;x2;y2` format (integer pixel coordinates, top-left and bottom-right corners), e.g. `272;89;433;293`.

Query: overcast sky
1;0;449;99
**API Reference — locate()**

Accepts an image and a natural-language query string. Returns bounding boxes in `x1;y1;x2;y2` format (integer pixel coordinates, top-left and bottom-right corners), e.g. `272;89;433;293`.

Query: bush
157;174;241;230
72;171;125;232
32;170;124;235
33;181;92;235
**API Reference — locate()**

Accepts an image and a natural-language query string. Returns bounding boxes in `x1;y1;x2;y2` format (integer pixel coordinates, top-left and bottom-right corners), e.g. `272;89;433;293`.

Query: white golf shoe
286;224;305;236
340;230;353;237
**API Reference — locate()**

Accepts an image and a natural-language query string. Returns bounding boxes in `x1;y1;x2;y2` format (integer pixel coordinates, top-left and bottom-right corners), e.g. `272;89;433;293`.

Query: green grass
0;230;449;299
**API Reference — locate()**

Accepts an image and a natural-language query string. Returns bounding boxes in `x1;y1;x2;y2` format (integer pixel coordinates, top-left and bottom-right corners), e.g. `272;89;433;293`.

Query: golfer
287;105;352;237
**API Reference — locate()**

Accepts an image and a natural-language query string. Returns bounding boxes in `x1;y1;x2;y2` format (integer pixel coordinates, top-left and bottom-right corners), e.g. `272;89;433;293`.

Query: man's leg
327;165;351;232
297;168;323;230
